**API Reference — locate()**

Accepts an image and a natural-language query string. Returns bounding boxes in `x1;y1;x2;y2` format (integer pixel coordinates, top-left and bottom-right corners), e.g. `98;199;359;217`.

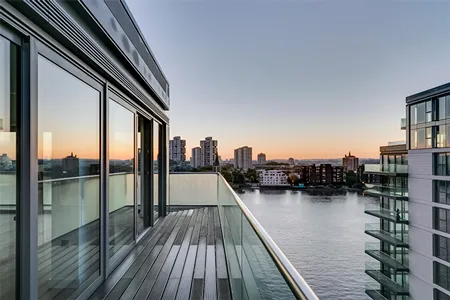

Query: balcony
364;164;408;176
365;223;408;247
365;243;409;272
363;185;408;200
88;173;318;299
364;204;408;224
365;263;409;296
365;283;388;300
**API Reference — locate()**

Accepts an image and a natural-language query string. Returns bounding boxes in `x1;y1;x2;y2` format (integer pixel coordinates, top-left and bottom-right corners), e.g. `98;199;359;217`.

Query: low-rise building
259;170;288;186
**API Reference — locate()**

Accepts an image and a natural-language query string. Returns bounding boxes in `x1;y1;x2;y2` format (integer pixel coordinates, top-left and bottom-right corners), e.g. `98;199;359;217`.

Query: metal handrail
218;174;318;300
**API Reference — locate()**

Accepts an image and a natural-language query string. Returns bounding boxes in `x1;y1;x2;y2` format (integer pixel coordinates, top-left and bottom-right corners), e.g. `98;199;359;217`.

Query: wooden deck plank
204;245;217;300
146;245;181;299
116;212;184;300
193;208;208;279
189;278;204;300
175;208;203;300
88;212;177;300
84;208;234;300
131;211;188;299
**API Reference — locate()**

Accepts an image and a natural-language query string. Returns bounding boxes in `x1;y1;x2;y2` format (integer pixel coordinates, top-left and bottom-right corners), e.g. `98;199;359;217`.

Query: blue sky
126;0;450;159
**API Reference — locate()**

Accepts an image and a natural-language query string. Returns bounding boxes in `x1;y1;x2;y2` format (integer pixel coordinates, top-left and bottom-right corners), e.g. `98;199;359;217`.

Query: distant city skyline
125;0;450;159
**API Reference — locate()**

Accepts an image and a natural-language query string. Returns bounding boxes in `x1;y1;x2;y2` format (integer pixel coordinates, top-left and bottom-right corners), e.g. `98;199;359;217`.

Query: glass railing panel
365;204;408;221
364;164;381;172
217;175;300;299
365;223;409;243
217;176;244;299
364;164;408;174
241;211;295;299
169;173;218;208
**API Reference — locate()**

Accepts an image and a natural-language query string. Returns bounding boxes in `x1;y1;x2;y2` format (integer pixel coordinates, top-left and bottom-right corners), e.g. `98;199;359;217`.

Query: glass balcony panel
364;164;408;175
365;204;408;223
168;173;316;299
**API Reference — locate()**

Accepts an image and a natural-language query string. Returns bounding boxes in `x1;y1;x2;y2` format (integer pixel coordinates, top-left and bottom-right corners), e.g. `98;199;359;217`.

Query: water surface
240;189;378;300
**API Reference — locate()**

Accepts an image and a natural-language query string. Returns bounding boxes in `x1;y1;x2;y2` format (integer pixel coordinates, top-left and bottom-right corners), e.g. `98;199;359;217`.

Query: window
435;288;450;300
417;102;426;124
435;234;450;263
435;207;450;233
438;125;447;148
418;128;426;148
38;55;101;295
436;181;450;205
436;154;448;176
411;105;417;125
411;129;418;149
435;261;450;291
440;97;447;121
446;95;450;119
427;127;434;148
427;100;433;122
0;35;19;299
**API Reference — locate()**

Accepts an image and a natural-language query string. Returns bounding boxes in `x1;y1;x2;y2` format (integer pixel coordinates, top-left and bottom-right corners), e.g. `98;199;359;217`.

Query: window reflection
0;36;19;300
108;99;135;262
37;55;100;298
153;121;160;220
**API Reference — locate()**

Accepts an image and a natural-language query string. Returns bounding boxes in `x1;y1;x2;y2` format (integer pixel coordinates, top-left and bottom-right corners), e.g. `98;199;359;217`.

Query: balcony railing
365;223;409;247
364;164;408;175
0;172;318;299
365;242;409;271
170;172;318;299
365;262;409;295
365;204;408;223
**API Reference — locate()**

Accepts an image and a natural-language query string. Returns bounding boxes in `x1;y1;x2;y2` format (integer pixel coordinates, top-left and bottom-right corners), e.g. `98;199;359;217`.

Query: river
239;189;378;300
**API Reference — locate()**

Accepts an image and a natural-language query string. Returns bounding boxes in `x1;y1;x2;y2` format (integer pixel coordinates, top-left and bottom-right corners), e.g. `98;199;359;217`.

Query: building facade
306;164;344;185
363;142;409;300
0;1;170;298
169;136;186;162
234;146;253;170
289;157;295;165
259;170;288;186
257;153;267;165
406;83;450;300
200;136;218;167
343;151;359;172
190;147;202;168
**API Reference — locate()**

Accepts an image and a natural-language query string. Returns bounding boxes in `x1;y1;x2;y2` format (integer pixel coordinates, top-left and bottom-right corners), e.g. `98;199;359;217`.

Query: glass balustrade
169;172;318;300
364;164;408;174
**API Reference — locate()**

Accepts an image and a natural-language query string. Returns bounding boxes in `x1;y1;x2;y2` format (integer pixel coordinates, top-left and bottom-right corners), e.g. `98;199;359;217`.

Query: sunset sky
126;0;450;159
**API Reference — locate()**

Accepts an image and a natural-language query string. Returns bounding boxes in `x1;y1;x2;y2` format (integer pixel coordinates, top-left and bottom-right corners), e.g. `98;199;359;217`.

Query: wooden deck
89;207;232;300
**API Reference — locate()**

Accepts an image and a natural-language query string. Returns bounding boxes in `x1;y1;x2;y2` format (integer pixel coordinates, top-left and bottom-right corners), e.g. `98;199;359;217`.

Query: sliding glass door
108;98;135;264
137;115;152;236
0;33;19;300
37;54;102;298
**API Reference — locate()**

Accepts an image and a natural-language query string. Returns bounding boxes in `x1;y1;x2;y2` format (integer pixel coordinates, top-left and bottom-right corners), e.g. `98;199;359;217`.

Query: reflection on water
240;189;377;300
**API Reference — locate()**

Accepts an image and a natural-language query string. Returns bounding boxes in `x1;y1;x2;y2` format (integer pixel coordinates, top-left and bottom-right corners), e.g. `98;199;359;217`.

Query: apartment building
190;147;202;168
363;142;409;300
234;146;253;170
200;136;218;167
257;153;267;165
169;136;186;162
406;84;450;300
343;151;359;172
259;170;289;186
306;164;345;185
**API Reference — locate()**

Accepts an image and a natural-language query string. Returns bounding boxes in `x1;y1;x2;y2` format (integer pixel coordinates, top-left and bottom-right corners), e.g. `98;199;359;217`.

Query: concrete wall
409;149;450;299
